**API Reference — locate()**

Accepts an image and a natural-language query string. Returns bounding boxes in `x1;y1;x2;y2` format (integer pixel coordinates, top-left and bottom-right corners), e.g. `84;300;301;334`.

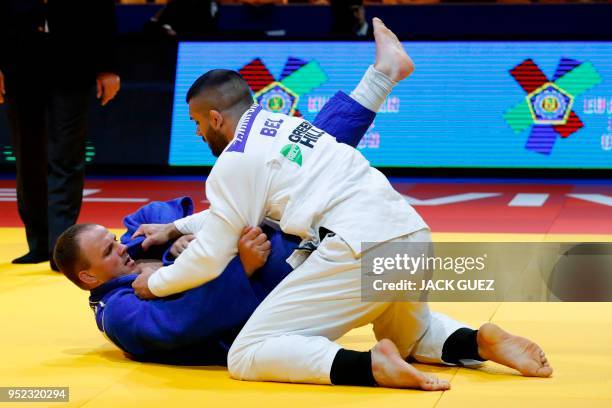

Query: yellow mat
0;228;611;407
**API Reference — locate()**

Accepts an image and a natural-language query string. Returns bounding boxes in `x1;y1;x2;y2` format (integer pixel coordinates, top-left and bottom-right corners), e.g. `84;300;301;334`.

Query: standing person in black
330;0;373;39
0;0;120;270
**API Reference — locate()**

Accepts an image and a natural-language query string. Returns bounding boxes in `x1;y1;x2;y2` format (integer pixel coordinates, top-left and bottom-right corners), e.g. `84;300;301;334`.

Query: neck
226;103;252;139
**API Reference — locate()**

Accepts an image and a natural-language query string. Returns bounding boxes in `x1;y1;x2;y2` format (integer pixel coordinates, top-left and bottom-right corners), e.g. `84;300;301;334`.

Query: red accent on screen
554;111;584;138
238;58;275;92
509;59;550;94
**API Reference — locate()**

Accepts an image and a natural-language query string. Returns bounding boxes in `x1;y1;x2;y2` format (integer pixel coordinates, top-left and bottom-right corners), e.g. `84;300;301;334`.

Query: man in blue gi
56;221;299;365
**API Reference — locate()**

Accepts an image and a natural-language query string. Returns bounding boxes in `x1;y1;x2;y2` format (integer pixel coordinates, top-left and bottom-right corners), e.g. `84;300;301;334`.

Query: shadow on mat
0;262;56;276
57;347;227;372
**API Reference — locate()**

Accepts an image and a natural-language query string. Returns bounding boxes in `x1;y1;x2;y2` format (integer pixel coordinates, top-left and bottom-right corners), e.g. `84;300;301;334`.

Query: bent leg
228;233;432;385
227;234;378;384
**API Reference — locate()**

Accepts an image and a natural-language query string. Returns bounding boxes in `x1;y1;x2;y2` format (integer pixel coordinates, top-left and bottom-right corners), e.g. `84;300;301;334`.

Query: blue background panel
169;41;612;169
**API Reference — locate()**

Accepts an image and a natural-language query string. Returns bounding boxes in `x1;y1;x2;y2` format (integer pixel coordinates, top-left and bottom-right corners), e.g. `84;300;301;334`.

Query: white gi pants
228;229;470;384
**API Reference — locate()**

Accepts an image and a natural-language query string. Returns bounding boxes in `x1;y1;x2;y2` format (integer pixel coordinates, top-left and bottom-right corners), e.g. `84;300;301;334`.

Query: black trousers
5;77;90;257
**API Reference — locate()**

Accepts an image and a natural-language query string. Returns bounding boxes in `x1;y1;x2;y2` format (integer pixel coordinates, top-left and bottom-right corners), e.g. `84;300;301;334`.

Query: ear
209;109;223;130
78;269;98;288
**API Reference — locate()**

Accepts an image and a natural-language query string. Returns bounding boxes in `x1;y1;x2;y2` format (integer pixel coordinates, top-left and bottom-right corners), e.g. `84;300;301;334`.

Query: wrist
240;255;256;277
243;265;255;277
166;223;182;241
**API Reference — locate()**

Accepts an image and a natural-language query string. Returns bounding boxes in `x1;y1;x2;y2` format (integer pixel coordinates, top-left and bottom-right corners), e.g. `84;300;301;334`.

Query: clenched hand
238;226;271;277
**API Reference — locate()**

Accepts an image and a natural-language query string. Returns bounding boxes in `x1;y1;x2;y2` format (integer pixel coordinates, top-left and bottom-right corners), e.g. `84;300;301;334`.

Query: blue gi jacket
90;225;299;365
88;91;374;365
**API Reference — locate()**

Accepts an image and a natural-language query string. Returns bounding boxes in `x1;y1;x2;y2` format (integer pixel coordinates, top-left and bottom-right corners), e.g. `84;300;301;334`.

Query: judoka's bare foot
477;323;553;377
371;339;450;391
372;17;414;82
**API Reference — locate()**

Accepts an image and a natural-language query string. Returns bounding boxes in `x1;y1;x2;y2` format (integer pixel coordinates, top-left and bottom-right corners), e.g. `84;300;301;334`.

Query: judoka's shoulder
101;287;145;325
99;288;163;357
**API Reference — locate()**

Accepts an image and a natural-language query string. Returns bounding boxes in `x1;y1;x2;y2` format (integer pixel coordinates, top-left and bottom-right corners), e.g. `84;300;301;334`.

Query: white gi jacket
148;105;427;297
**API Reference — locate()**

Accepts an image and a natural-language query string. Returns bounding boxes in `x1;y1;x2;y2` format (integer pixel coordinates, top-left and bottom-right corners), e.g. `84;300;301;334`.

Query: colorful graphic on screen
240;57;327;116
169;42;612;168
504;58;601;155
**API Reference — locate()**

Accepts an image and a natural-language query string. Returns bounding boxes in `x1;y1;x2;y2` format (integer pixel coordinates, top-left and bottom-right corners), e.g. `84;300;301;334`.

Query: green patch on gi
280;143;303;166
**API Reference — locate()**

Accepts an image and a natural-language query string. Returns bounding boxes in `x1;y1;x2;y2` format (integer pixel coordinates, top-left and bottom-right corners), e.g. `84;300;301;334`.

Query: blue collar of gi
89;273;138;304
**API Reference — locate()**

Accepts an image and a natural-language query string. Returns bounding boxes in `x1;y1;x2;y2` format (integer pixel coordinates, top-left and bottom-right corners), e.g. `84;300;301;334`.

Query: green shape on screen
504;100;533;133
554;62;602;96
281;61;327;95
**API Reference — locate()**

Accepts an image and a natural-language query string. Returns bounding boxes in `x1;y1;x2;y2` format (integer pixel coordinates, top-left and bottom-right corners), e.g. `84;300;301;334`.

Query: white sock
350;65;397;113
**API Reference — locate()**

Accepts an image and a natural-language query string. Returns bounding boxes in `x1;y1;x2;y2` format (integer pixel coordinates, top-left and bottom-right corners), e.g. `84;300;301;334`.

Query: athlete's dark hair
53;223;96;289
186;69;253;112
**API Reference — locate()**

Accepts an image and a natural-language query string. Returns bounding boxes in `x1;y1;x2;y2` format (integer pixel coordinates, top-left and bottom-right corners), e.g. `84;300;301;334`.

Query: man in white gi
132;18;553;390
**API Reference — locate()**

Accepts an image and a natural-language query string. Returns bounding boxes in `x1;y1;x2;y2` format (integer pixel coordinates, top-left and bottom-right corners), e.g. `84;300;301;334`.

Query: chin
113;266;136;278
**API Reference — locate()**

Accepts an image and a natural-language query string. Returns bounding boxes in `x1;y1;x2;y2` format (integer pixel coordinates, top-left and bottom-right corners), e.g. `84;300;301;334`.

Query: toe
434;380;451;391
420;376;450;391
523;358;553;377
536;365;553;377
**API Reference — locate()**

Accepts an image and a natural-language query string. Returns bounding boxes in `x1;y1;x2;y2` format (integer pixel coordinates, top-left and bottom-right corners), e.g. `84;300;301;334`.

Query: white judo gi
147;104;469;383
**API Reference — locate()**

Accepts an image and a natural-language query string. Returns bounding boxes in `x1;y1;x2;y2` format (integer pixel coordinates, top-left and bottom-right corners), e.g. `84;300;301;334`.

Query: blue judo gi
89;91;376;365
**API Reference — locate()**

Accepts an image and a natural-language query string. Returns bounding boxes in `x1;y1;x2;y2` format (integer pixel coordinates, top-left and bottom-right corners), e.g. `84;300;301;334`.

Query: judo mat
0;178;611;407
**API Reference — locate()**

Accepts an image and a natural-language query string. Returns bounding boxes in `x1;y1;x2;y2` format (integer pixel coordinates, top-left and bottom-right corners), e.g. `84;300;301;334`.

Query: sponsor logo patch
280;143;303;166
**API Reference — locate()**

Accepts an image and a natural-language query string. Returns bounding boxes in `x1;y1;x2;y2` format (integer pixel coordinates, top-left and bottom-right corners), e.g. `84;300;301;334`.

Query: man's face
189;101;229;157
78;225;138;287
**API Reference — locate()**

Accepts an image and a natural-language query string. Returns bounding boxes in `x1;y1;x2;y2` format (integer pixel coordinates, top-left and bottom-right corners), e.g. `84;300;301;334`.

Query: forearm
148;247;228;297
148;211;240;297
173;210;210;235
149;155;266;297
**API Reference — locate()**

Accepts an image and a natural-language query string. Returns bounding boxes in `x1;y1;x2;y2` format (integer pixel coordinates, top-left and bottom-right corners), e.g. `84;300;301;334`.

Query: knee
227;340;252;380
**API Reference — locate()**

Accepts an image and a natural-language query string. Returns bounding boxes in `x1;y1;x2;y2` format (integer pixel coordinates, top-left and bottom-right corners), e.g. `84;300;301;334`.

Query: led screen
170;41;612;168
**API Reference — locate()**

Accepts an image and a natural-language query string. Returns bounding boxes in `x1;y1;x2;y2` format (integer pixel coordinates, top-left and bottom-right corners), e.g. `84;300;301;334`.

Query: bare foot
477;323;553;377
372;17;415;82
371;339;450;391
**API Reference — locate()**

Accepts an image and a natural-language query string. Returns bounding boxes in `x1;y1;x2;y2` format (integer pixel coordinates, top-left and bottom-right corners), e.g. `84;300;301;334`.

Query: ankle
350;65;396;113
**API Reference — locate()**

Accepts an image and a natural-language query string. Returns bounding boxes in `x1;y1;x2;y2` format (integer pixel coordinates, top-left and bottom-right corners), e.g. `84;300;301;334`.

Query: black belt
295;227;335;253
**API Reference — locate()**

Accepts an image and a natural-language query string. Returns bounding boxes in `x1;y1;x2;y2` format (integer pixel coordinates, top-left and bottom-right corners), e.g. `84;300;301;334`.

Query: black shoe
11;252;50;264
49;257;59;272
